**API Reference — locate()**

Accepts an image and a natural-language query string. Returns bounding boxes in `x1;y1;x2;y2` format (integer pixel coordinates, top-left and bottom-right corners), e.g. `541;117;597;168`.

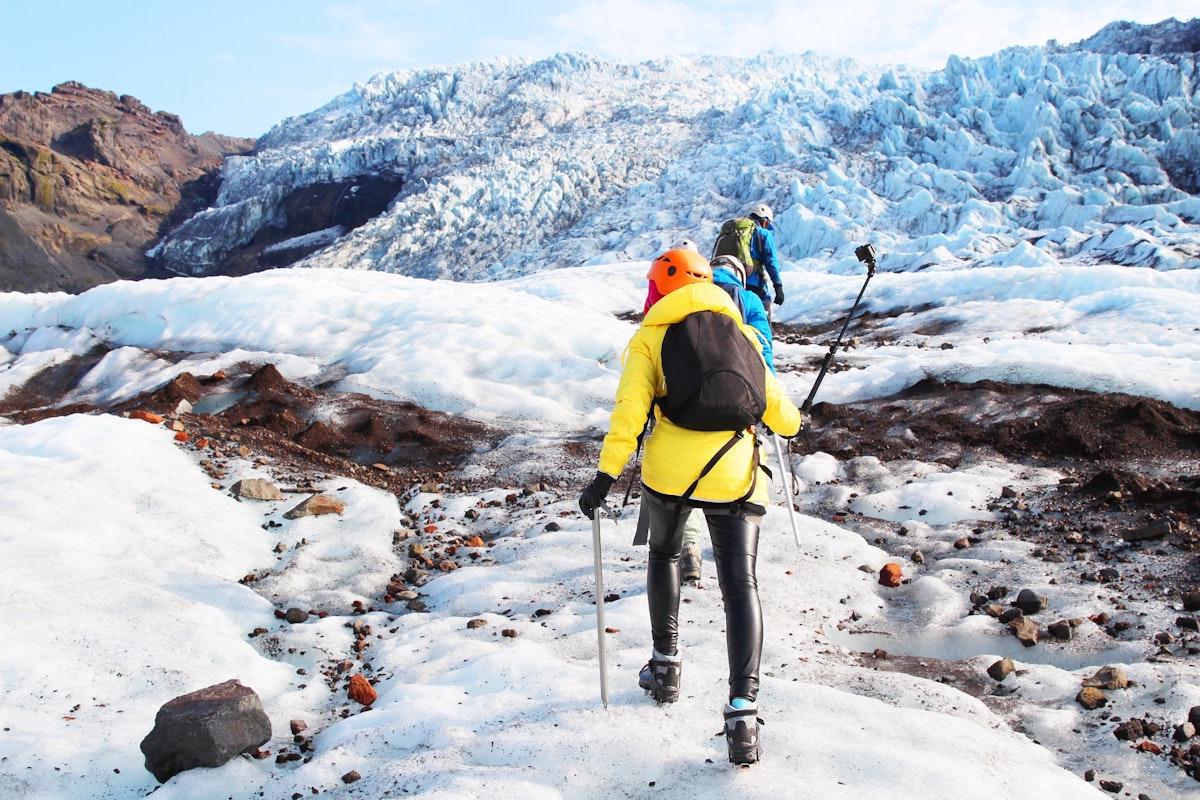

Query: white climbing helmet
749;203;774;224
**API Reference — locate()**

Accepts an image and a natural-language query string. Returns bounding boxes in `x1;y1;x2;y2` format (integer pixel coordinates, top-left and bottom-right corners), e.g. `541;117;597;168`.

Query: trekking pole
771;433;803;548
801;243;878;415
591;500;617;708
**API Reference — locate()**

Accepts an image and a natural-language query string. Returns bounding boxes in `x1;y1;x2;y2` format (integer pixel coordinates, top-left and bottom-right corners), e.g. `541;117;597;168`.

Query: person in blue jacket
679;253;776;583
711;255;774;375
745;203;785;311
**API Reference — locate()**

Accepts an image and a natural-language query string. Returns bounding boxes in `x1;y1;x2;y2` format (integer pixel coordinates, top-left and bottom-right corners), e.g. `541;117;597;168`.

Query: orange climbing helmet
647;248;712;297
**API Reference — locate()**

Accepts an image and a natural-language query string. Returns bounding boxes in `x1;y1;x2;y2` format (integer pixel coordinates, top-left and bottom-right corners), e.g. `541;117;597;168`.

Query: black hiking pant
642;489;765;701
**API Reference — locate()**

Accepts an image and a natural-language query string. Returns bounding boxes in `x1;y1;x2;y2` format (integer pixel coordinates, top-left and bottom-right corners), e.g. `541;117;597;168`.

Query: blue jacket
712;267;775;374
746;224;782;299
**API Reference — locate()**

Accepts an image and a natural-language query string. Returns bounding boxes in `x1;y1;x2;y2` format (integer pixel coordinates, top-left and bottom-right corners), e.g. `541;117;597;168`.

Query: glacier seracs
152;24;1200;282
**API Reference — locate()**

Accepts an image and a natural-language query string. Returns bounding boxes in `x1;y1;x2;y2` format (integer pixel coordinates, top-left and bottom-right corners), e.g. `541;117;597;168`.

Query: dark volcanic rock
139;679;271;783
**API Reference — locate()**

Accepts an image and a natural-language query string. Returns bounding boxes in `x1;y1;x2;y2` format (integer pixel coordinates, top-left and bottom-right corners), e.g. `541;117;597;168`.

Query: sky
2;260;1199;798
1;0;1197;137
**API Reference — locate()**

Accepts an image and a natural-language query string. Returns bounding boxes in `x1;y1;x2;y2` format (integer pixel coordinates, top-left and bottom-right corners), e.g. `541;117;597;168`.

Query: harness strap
633;430;761;546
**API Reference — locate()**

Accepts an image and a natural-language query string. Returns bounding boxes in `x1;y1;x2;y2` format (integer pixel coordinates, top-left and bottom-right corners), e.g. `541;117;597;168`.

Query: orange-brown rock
347;674;377;707
464;536;486;548
283;494;346;520
130;410;165;424
879;563;903;588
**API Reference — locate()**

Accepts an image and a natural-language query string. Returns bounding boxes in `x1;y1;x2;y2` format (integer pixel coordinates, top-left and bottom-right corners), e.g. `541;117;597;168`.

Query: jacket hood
642;282;741;327
712;268;743;289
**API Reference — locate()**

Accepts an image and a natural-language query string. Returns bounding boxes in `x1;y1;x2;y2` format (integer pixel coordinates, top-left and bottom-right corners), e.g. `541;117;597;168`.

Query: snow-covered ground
3;15;1200;800
2;256;1199;799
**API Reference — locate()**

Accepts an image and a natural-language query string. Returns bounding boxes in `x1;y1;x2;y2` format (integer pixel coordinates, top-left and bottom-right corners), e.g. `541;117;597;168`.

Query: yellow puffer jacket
598;282;802;505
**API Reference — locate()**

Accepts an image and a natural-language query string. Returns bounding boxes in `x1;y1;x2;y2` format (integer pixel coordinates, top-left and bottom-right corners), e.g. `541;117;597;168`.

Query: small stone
1082;666;1128;690
283;494;345;520
1076;687;1108;710
347;674;377;707
1047;620;1073;641
1173;721;1196;742
998;607;1024;624
284;608;309;624
1099;779;1123;794
1189;705;1200;727
289;719;308;735
910;550;925;564
502;628;519;638
1120;519;1172;543
1011;588;1048;615
1009;616;1039;647
1183;589;1200;613
953;537;970;549
342;770;361;784
987;657;1015;681
878;563;903;588
1113;719;1145;741
466;618;487;630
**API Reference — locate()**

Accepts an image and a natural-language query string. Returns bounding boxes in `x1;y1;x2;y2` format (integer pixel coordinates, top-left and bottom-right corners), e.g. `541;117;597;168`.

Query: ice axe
801;243;878;415
771;432;803;547
591;500;618;708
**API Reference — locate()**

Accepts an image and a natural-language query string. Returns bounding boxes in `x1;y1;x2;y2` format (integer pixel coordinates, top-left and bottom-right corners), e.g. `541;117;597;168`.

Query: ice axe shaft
591;501;616;708
801;244;877;415
772;433;803;548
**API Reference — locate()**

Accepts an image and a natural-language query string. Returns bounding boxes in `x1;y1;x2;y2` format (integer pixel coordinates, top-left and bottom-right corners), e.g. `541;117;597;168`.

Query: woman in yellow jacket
578;248;802;766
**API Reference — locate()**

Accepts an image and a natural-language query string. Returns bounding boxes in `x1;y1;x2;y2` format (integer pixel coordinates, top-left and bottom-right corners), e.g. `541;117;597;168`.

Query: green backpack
711;218;760;282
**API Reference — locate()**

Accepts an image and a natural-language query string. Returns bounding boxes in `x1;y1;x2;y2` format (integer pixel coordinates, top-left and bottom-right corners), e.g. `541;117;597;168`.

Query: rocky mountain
0;82;254;293
149;17;1199;283
1059;16;1200;55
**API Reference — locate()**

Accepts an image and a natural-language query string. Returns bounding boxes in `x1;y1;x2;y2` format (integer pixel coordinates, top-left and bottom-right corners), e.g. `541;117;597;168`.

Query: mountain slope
0;82;254;293
151;18;1200;282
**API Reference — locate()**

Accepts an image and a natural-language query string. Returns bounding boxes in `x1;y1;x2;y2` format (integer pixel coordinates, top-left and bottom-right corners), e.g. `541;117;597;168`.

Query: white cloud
524;0;1200;68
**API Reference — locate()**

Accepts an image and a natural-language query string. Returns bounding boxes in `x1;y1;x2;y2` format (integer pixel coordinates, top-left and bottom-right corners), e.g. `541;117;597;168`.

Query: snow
3;251;1200;799
2;19;1200;800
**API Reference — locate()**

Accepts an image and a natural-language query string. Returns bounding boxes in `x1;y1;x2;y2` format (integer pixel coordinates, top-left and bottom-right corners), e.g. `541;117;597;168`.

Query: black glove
578;471;615;519
773;284;785;305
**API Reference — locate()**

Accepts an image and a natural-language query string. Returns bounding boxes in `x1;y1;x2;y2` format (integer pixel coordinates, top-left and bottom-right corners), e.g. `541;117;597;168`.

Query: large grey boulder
140;679;271;782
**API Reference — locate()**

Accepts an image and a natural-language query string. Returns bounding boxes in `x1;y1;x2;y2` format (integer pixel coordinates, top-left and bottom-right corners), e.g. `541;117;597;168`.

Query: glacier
151;20;1200;283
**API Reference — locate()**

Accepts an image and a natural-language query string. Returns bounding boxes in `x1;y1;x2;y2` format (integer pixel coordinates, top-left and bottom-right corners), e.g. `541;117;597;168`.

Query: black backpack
658;310;767;432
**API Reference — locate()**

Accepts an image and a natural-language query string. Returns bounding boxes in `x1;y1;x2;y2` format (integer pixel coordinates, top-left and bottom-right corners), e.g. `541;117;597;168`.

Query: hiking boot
680;543;702;582
637;649;681;703
724;700;762;766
